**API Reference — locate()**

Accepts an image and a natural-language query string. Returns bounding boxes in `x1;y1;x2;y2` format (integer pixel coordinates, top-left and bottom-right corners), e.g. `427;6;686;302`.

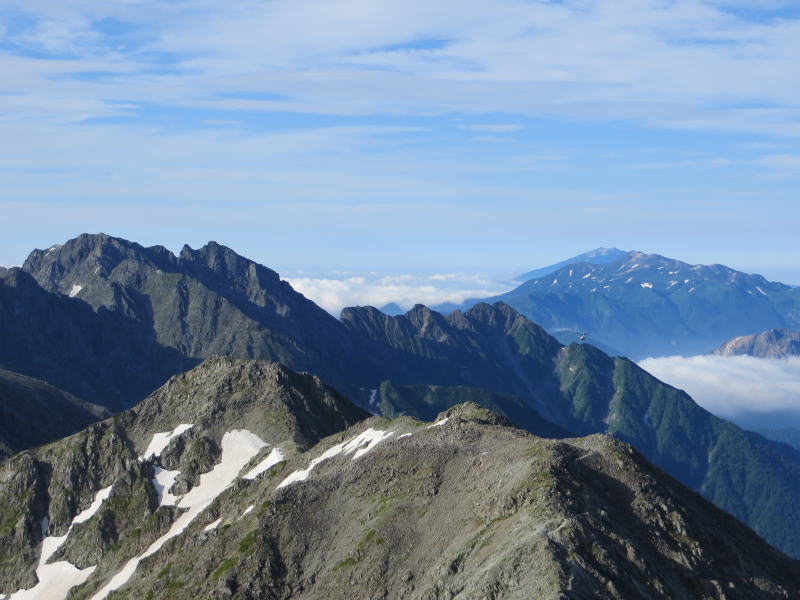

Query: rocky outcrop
2;378;799;599
713;328;800;358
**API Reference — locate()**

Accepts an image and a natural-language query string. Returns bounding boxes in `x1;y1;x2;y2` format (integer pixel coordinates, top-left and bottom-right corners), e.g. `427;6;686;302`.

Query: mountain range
714;328;800;358
2;358;799;599
437;249;800;359
3;234;800;559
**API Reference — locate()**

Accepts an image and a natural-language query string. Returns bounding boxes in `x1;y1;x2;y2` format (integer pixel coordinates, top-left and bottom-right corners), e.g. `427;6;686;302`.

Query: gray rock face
22;234;370;398
713;328;800;358
0;358;367;596
1;369;799;600
0;267;194;411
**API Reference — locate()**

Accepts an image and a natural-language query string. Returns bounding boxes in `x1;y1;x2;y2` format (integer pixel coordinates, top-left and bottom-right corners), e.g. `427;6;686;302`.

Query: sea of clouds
285;272;511;315
639;355;800;429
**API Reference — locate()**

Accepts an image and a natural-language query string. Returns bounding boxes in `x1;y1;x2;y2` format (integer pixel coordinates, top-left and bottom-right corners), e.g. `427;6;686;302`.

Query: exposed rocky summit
713;328;800;358
1;364;799;600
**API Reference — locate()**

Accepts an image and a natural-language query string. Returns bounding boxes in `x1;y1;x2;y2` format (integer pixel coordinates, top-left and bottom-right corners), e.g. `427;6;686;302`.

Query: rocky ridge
713;328;800;358
7;234;800;557
1;361;799;599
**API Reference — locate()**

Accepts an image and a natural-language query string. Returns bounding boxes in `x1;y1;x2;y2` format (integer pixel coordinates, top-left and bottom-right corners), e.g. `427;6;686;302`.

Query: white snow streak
427;417;449;428
640;282;653;289
68;284;83;298
203;518;222;532
756;286;768;296
140;424;194;460
239;505;254;519
151;467;181;506
277;428;394;489
242;447;285;480
398;433;412;439
89;430;267;600
9;486;113;600
72;486;114;526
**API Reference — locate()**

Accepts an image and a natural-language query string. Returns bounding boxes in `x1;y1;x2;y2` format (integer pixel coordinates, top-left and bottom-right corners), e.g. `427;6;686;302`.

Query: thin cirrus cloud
0;1;799;272
2;0;800;133
639;355;800;426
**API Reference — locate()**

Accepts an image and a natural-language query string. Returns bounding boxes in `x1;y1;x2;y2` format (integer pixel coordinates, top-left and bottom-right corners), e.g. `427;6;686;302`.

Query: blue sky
1;0;799;309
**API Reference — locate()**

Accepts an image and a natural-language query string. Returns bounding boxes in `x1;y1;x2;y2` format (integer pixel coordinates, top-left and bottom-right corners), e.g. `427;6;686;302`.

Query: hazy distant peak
713;329;800;358
516;247;630;282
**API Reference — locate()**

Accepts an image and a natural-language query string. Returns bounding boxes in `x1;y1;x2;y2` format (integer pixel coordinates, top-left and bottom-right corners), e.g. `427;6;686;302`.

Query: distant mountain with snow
515;247;629;282
468;251;800;359
714;329;800;358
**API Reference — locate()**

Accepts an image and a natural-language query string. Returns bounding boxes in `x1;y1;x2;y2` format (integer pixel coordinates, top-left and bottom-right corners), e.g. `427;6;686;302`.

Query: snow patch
140;424;194;460
756;286;768;296
640;282;653;289
582;273;591;279
277;428;394;489
72;486;114;526
242;447;285;480
428;417;449;428
152;467;181;506
239;505;254;519
624;277;633;283
204;518;222;532
9;562;97;600
398;433;412;439
89;430;267;600
9;486;113;600
68;284;83;298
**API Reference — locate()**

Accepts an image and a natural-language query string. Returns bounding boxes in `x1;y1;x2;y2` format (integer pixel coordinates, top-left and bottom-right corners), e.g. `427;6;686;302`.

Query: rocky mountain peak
713;328;800;358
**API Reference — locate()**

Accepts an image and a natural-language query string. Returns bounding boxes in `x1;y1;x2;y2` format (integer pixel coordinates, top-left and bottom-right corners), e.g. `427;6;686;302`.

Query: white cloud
285;272;509;314
3;1;800;136
639;355;800;422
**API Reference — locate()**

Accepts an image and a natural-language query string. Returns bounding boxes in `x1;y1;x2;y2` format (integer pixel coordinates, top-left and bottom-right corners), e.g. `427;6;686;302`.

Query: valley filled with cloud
640;355;800;429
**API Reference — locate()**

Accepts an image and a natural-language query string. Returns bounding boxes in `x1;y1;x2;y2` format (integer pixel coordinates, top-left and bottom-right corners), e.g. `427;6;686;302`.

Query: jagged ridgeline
4;232;800;559
1;359;799;600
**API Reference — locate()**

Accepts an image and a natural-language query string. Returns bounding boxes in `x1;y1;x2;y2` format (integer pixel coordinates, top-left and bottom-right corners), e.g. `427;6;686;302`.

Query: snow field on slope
140;424;194;460
278;428;395;489
89;429;268;600
8;485;114;600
